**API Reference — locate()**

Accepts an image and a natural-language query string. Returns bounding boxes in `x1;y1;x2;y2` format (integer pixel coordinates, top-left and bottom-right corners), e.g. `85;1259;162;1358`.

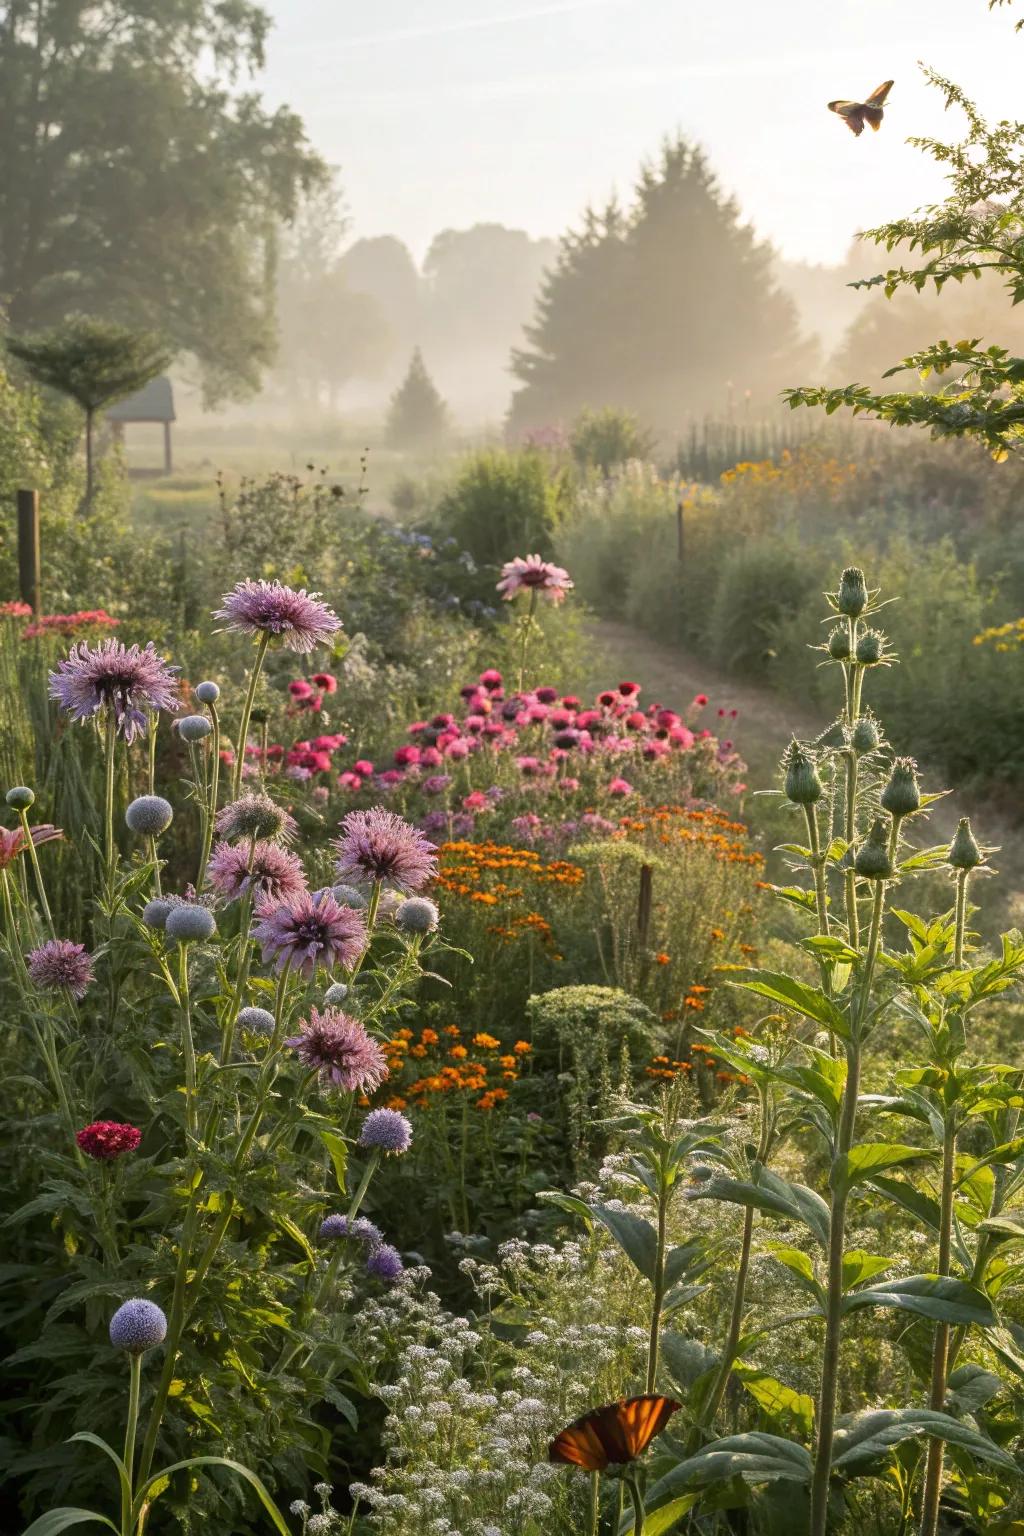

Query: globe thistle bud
395;896;440;934
237;1005;276;1035
165;904;217;944
109;1298;167;1354
330;883;369;909
142;897;173;929
6;785;35;810
854;818;894;881
126;795;173;836
323;981;349;1006
177;714;213;742
195;680;220;705
783;740;823;806
949;817;983;871
880;758;921;819
837;567;868;618
850;715;880;755
827;628;851;661
855;629;885;666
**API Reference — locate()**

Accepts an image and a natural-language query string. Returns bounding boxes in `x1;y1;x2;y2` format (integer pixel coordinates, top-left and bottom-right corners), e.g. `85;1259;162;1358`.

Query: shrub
569;406;654;474
433;449;568;568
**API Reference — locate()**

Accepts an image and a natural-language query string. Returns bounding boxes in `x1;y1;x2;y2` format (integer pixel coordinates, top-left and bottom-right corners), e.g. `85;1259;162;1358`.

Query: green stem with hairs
197;700;221;890
843;751;859;948
178;941;198;1142
231;632;270;799
103;709;117;898
625;1472;646;1536
18;808;54;936
121;1352;143;1536
646;1166;670;1394
148;836;162;897
517;588;538;694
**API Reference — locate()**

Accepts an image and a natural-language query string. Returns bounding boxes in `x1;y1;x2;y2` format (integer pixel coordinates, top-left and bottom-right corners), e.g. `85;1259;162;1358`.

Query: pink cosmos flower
496;554;573;604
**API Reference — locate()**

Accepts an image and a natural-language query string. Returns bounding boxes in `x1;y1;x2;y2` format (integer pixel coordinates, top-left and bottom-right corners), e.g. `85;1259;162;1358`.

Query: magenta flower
0;823;62;870
76;1121;141;1160
207;840;307;905
333;807;437;894
285;1006;387;1092
214;580;341;654
252;890;367;977
27;938;94;998
48;639;180;742
496;554;573;605
608;777;634;797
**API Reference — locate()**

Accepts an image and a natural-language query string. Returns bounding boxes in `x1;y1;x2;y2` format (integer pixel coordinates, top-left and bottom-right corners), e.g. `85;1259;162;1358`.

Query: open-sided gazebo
107;376;176;475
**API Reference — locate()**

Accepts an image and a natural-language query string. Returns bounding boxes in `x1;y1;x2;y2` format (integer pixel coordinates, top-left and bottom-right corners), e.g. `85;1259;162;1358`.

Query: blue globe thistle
319;1213;383;1247
6;785;35;810
358;1107;413;1156
237;1005;275;1035
165;904;217;944
365;1243;404;1283
142;897;173;929
177;714;213;742
394;896;439;935
195;680;220;704
109;1298;167;1353
323;981;349;1005
330;883;368;909
125;795;174;836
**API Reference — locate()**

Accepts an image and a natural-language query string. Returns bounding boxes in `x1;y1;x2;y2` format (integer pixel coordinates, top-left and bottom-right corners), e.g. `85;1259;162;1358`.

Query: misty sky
263;0;1021;266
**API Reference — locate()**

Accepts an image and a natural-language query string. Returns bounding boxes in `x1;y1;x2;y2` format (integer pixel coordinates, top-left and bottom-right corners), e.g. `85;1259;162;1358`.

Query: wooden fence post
17;489;41;615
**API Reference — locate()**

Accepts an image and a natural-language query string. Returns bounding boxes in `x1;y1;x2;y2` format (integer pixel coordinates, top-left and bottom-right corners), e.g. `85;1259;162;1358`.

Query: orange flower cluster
646;1054;693;1081
374;1022;532;1113
616;804;764;869
434;840;581;956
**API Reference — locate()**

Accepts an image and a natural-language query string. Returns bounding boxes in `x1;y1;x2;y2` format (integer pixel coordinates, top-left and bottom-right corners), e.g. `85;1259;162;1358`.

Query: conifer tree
386;349;449;449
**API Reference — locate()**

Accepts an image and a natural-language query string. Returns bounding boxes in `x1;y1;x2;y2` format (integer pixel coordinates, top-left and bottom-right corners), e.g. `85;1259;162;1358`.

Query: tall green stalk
121;1353;143;1536
231;633;270;800
103;710;117;897
17;807;55;937
646;1171;670;1394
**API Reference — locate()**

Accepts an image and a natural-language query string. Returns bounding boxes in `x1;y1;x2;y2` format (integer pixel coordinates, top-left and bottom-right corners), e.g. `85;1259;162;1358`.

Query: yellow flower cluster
973;616;1024;652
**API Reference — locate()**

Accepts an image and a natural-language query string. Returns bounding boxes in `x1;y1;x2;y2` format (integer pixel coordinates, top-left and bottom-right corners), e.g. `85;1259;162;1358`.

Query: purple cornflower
358;1107;412;1156
284;1006;387;1092
252;890;367;977
207;840;307;905
333;807;437;894
214;580;342;654
365;1244;404;1283
48;639;180;743
216;792;297;845
27;939;94;999
319;1213;383;1247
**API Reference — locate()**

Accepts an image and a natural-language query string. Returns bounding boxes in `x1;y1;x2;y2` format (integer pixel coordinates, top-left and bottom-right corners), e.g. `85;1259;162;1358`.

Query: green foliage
707;533;819;677
432;447;568;568
385;349;449;450
528;984;657;1150
569;407;654;474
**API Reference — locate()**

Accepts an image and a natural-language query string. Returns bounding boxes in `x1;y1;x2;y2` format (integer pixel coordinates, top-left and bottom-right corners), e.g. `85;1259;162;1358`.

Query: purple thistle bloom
216;792;297;845
358;1107;413;1156
207;840;307;905
333;807;437;894
365;1243;404;1283
214;579;342;654
109;1298;167;1353
48;639;180;743
319;1213;383;1247
252;890;367;978
284;1006;387;1092
27;938;94;999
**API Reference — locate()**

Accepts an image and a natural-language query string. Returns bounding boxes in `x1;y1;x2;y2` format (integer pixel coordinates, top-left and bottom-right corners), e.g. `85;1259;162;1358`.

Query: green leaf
688;1167;831;1248
725;970;849;1039
843;1275;997;1327
978;1213;1024;1245
832;1408;1017;1476
317;1130;348;1197
946;1364;1003;1415
590;1203;658;1282
765;1244;823;1302
833;1143;929;1194
20;1513;119;1536
841;1251;895;1290
644;1433;813;1504
734;1368;814;1438
868;1175;941;1232
133;1457;291;1534
65;1434;129;1510
537;1191;594;1227
273;1213;316;1265
617;1494;701;1536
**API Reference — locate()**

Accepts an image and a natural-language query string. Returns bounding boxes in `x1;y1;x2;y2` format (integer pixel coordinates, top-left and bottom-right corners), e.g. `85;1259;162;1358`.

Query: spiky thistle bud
881;758;921;819
854;818;894;881
948;817;983;871
837;568;868;618
855;629;885;666
783;740;823;805
850;716;880;755
827;628;851;661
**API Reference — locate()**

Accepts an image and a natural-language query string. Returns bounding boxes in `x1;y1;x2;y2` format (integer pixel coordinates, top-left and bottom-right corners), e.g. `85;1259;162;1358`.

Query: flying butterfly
548;1395;682;1471
828;80;894;137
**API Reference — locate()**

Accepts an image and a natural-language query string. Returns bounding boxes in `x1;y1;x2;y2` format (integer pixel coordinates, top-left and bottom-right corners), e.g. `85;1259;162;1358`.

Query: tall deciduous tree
7;317;171;504
509;138;808;439
0;0;325;404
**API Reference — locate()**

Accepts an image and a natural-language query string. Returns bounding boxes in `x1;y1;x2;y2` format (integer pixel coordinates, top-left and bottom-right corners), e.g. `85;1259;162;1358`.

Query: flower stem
148;836;162;897
589;1470;601;1536
103;709;117;899
625;1472;645;1536
517;589;537;694
197;701;221;890
178;942;198;1143
646;1171;669;1394
18;808;54;937
231;632;270;800
122;1352;143;1536
918;1115;956;1536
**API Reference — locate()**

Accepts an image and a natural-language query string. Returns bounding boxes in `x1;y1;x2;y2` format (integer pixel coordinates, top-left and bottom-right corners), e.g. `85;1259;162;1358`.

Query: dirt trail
586;617;1024;926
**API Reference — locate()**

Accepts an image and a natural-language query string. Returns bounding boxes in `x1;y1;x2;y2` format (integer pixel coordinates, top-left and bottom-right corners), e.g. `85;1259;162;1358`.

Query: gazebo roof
107;376;176;423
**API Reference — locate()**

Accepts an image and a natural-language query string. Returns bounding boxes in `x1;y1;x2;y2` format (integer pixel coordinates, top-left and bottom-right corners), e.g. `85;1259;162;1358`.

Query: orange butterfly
548;1395;682;1471
828;80;894;136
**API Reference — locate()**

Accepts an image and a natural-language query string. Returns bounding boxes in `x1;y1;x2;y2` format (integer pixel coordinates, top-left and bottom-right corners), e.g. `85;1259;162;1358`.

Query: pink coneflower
608;777;634;797
48;639;180;743
207;840;307;905
313;672;337;693
76;1121;141;1160
463;791;488;812
285;1006;387;1092
353;760;374;778
496;554;573;605
619;682;640;697
0;823;62;870
394;745;420;767
289;679;314;700
480;669;503;690
214;580;342;654
252;889;367;978
27;938;94;998
338;772;364;792
1;600;32;618
334;808;437;893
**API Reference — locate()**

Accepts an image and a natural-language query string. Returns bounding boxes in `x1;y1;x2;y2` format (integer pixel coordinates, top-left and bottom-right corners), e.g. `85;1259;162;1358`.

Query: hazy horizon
262;0;1020;266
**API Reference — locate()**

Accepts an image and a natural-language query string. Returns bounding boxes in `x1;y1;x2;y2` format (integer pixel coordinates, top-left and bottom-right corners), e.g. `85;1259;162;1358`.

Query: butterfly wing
620;1396;683;1459
828;100;866;135
549;1414;611;1471
550;1397;682;1469
867;79;894;105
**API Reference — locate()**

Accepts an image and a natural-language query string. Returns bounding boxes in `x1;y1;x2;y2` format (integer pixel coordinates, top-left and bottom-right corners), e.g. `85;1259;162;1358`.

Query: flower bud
195;680;220;705
827;628;851;661
854;818;894;881
880;758;921;819
142;897;173;929
6;785;35;810
855;629;885;666
126;795;173;836
165;904;217;944
948;817;983;871
837;567;868;618
109;1298;167;1354
783;741;823;805
177;714;213;742
850;716;880;755
237;1005;275;1035
249;707;270;726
